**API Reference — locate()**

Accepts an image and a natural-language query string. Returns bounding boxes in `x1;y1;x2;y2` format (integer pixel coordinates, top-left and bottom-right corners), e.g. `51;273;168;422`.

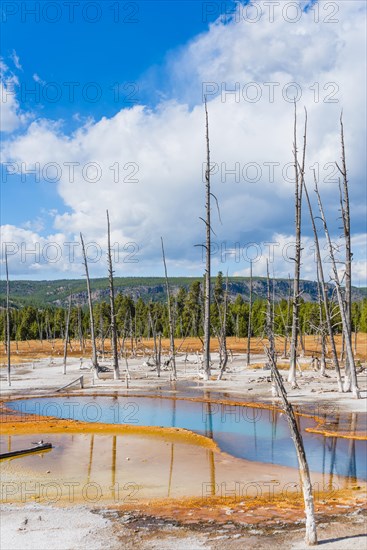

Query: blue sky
1;1;225;119
1;0;223;232
1;1;366;283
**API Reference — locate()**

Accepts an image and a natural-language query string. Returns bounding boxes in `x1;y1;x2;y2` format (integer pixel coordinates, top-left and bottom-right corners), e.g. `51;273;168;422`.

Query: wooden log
55;375;84;392
0;443;52;460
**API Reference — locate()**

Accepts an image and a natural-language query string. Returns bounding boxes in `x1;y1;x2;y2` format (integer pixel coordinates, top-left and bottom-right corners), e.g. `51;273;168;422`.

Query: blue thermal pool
6;396;367;480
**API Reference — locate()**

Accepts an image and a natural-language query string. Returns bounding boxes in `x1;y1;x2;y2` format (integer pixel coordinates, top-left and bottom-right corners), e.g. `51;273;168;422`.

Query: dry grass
0;333;366;366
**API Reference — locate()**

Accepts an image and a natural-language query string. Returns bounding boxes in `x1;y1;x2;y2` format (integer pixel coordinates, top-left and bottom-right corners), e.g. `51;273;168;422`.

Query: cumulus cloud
1;1;366;282
232;232;367;283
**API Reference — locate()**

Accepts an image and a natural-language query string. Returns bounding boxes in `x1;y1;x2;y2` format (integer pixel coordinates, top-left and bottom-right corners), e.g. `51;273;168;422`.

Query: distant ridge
1;277;366;308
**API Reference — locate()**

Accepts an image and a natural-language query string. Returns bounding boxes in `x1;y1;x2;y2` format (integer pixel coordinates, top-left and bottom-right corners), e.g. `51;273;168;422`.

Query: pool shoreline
2;389;366;441
1;390;366;547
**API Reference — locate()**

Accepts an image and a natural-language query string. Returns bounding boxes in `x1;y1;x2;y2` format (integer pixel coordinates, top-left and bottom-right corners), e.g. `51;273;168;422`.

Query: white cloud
22;217;45;233
11;49;22;71
33;73;46;85
0;59;28;132
1;1;366;282
232;232;367;286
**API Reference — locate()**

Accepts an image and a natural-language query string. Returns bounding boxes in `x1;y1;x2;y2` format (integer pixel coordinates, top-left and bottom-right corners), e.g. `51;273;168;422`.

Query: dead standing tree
5;247;11;387
80;232;99;379
314;176;359;398
99;313;106;361
107;210;120;380
217;273;229;380
203;97;212;381
148;308;161;376
161;237;177;380
36;312;43;347
289;106;307;388
336;115;353;390
62;294;72;375
303;177;342;390
263;272;317;544
195;98;222;379
266;348;318;545
280;274;292;359
316;268;327;376
246;260;253;366
266;261;278;397
77;302;84;352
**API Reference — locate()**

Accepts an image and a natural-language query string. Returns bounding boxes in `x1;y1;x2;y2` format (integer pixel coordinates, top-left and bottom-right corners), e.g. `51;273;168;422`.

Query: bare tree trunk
266;262;276;363
2;311;6;355
51;313;56;351
80;232;99;378
303;176;342;390
5;248;11;387
118;323;127;359
203;97;211;381
123;348;131;384
45;314;49;341
222;275;229;372
129;313;134;357
316;269;326;377
63;294;72;375
36;313;43;345
320;332;326;376
314;178;359;398
247;260;252;365
161;237;176;380
134;311;138;353
266;348;318;545
14;318;19;354
107;210;120;380
217;274;229;380
340;333;345;362
77;303;84;352
158;332;162;374
266;262;278;397
149;310;161;376
283;274;292;357
99;313;105;361
147;313;151;340
336;113;352;389
289;106;307;387
299;322;306;357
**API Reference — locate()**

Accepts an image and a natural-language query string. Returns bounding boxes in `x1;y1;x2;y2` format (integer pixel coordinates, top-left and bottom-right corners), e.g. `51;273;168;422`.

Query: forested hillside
2;274;367;342
1;276;366;309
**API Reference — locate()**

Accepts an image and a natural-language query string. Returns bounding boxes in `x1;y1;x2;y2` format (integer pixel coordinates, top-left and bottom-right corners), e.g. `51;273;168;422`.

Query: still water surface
6;395;367;480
